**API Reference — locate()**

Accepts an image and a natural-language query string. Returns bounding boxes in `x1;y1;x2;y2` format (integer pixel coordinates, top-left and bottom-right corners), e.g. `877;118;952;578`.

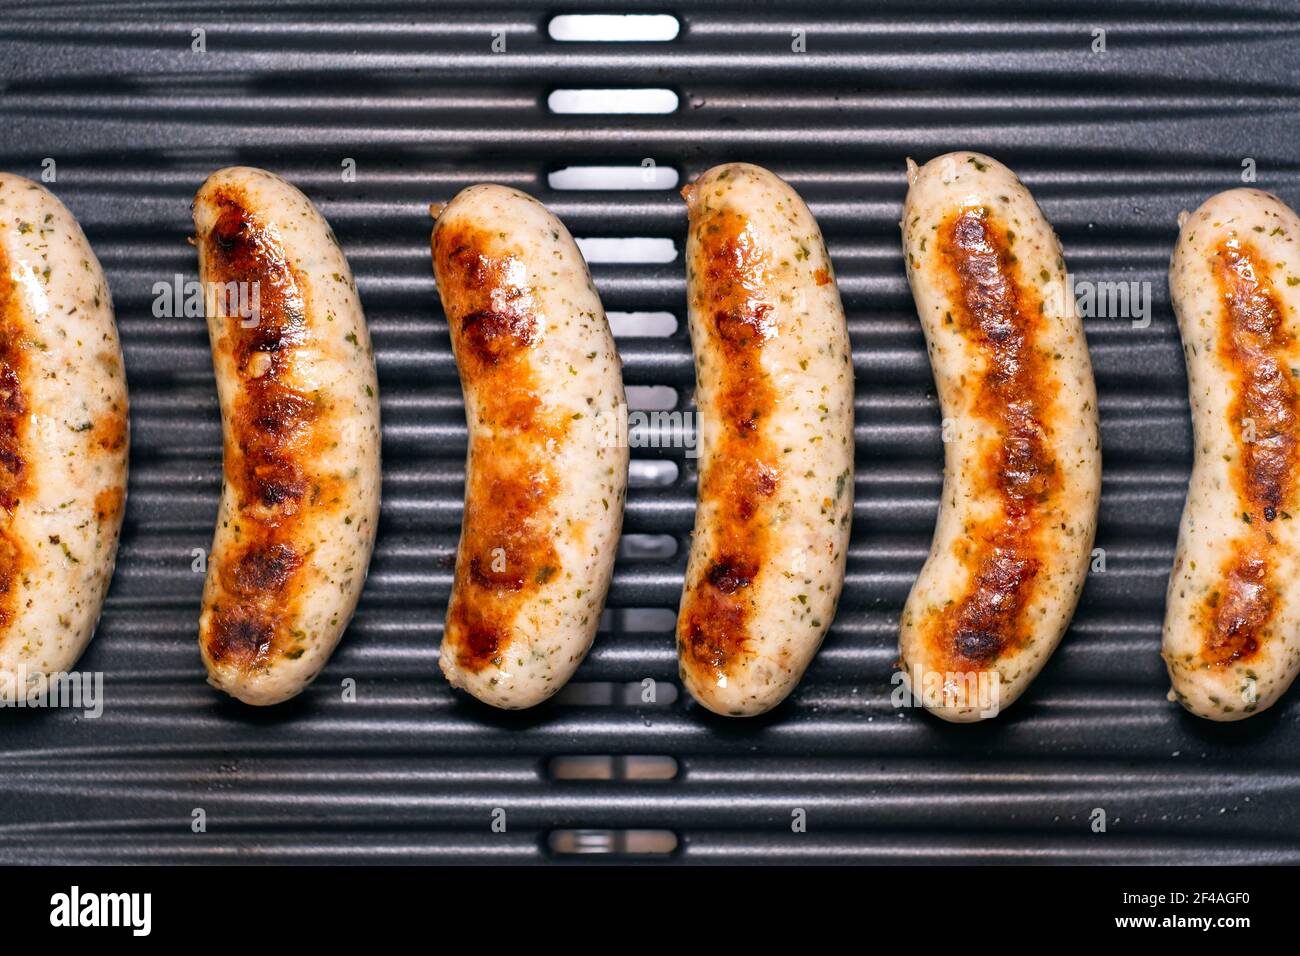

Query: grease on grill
199;187;327;671
433;222;565;673
0;243;28;632
928;206;1059;671
1201;238;1299;666
678;207;780;683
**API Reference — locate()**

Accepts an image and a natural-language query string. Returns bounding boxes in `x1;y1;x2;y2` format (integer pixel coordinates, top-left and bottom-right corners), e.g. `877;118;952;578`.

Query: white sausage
193;167;381;706
1165;187;1300;720
432;185;628;709
898;151;1101;722
0;174;128;701
676;163;854;717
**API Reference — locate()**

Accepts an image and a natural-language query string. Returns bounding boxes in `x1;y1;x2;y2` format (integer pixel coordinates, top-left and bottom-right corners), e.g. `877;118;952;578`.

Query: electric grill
2;0;1299;864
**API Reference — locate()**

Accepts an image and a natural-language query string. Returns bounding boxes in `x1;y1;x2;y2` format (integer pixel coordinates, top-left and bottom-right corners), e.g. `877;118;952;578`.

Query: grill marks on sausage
1219;241;1298;521
1202;239;1298;666
678;207;781;682
199;187;323;672
434;222;565;674
91;408;127;455
0;246;28;512
93;486;124;526
0;244;29;632
930;207;1059;670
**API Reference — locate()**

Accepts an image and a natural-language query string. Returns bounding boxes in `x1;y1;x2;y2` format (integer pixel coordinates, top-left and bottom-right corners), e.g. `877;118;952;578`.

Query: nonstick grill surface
2;0;1300;864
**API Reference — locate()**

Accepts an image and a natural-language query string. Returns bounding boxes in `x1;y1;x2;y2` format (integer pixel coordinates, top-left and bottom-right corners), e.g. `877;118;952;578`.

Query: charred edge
679;208;780;680
434;223;538;370
0;531;20;631
206;542;305;670
92;409;127;455
1203;239;1298;666
227;541;303;596
205;189;318;514
200;187;320;673
434;220;561;674
93;486;124;526
206;607;276;669
933;207;1058;669
1204;554;1269;667
949;543;1041;665
0;245;28;513
0;243;28;633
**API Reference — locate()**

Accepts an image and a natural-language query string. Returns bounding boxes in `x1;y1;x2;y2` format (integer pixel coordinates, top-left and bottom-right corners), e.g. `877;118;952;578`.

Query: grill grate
2;0;1300;864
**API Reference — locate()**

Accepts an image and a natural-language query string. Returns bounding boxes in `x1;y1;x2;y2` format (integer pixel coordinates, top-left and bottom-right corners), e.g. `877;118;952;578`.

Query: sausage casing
0;174;128;698
676;163;854;717
432;185;628;709
193;167;381;706
899;152;1101;721
1165;187;1300;720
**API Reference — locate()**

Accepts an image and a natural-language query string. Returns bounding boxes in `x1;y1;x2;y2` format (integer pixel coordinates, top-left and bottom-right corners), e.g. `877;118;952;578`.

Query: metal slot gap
618;533;677;560
553;681;679;706
605;607;676;632
548;829;679;857
576;236;676;263
548;755;679;781
626;385;677;411
549;165;680;191
629;411;697;461
548;89;678;115
607;311;677;337
629;459;679;488
547;14;680;43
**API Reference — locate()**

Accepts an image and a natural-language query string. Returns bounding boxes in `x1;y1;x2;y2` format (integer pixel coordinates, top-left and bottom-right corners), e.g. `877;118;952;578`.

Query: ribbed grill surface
2;0;1300;864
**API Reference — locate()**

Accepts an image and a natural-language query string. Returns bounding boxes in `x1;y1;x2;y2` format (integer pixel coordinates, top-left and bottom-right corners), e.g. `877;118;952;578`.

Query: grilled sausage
898;151;1101;722
193;167;381;706
432;184;628;709
676;163;854;717
0;174;128;700
1164;188;1300;720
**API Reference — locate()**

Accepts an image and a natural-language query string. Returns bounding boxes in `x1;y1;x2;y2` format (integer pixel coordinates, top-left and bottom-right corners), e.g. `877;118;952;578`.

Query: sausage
432;185;628;709
0;174;128;700
898;151;1101;722
1164;187;1300;720
676;163;855;717
193;167;381;706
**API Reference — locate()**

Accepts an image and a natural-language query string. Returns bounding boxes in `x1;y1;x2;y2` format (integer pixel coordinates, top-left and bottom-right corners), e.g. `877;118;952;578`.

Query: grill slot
2;0;1300;865
549;165;681;191
547;14;682;44
547;88;681;113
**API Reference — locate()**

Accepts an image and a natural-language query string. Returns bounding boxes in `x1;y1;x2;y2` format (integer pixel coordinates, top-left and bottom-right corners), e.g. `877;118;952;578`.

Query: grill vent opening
548;829;679;857
548;165;681;191
626;385;677;410
549;755;680;781
629;459;679;487
547;88;679;114
607;311;678;337
574;236;677;263
619;534;677;560
547;14;681;43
